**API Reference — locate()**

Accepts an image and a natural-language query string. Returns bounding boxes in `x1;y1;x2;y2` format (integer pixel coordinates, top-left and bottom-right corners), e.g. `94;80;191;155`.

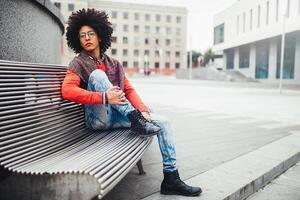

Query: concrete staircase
176;68;256;82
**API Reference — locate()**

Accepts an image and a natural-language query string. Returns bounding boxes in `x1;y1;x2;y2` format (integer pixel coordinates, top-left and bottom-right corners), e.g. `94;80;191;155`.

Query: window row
111;11;182;23
225;33;296;79
121;61;181;69
111;49;181;58
236;0;300;35
112;37;180;46
53;2;74;11
112;24;181;35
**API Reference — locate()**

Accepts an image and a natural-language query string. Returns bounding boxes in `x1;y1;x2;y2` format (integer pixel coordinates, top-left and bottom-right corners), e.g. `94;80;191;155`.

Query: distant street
132;76;300;126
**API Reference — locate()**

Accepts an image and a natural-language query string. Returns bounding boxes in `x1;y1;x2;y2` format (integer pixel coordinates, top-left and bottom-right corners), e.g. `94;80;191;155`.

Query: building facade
213;0;300;83
51;0;187;74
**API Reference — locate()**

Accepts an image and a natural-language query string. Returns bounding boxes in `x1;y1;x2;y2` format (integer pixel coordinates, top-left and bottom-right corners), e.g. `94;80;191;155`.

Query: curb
225;152;300;200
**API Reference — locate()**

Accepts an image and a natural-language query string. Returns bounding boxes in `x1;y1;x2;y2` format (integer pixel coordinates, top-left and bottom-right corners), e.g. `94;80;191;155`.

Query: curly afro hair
66;8;113;54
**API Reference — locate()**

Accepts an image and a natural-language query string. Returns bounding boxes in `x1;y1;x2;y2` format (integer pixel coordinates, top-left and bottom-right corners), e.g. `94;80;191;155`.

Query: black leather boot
161;170;202;196
127;110;161;137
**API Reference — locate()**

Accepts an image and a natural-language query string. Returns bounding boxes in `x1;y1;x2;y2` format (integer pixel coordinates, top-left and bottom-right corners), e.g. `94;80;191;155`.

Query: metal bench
0;60;152;200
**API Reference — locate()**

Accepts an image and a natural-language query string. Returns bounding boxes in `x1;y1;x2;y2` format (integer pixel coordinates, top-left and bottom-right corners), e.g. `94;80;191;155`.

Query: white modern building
51;0;187;74
213;0;300;83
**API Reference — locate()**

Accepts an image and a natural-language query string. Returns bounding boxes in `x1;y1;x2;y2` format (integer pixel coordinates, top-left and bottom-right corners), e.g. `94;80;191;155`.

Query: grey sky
110;0;237;53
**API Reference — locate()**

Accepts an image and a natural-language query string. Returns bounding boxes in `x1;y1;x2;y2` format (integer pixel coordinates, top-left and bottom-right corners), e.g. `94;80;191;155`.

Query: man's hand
141;112;152;122
106;86;127;105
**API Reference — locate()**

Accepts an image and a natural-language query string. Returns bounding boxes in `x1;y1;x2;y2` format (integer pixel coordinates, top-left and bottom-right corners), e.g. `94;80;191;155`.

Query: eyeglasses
78;31;96;40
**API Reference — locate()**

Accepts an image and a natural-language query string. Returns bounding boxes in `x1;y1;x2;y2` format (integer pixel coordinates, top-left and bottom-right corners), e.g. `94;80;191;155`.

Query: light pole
279;11;287;94
189;35;192;80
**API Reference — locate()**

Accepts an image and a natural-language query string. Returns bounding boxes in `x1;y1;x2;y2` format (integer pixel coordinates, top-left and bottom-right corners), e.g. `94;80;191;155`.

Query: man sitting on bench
61;8;202;197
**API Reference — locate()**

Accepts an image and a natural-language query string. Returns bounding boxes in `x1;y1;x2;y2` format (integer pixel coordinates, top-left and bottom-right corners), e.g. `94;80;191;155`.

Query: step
247;162;300;200
142;131;300;200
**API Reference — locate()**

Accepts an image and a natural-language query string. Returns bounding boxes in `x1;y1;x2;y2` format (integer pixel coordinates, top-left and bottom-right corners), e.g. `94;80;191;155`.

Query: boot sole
160;190;202;197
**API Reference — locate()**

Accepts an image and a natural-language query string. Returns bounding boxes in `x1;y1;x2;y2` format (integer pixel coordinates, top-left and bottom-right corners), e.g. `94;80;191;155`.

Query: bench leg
137;159;146;175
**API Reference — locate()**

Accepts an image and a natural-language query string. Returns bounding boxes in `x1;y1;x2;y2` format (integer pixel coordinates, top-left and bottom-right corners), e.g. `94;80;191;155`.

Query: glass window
255;41;269;79
155;39;159;44
155;62;160;68
134;13;139;20
176;16;181;23
175;63;180;69
214;23;224;44
112;49;117;55
123;49;128;56
266;1;269;25
257;5;261;28
176;28;181;35
276;0;279;21
134;61;139;68
250;9;253;30
166;39;171;46
112;24;117;31
145;38;149;44
175;51;180;58
243;12;246;32
112;11;117;19
166;51;170;57
123;25;128;32
166;27;171;34
134;37;140;45
155;50;160;57
68;3;74;11
225;48;234;69
123;12;129;19
156;27;160;34
112;36;117;43
144;50;149;56
166;15;171;22
122;61;128;67
145;26;150;33
134;49;139;56
54;2;61;9
165;62;170;68
122;37;128;44
236;16;239;34
239;45;250;68
276;33;296;79
145;14;150;21
134;25;139;32
287;0;290;18
156;14;161;22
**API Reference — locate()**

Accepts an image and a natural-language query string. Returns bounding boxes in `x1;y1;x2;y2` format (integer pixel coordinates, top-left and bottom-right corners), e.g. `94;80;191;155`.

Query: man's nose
85;35;91;40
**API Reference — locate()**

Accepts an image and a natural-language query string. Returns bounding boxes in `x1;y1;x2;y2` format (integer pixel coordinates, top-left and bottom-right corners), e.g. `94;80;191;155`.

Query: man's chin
84;47;95;52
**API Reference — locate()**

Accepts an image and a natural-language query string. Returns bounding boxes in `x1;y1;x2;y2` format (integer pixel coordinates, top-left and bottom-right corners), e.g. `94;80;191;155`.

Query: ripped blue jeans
85;69;177;172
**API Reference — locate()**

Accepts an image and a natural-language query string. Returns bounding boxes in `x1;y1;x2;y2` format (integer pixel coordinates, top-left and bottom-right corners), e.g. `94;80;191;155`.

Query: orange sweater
62;66;149;112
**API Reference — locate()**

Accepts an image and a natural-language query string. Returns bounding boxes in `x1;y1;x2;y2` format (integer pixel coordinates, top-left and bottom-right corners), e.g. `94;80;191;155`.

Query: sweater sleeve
61;70;103;104
123;77;150;112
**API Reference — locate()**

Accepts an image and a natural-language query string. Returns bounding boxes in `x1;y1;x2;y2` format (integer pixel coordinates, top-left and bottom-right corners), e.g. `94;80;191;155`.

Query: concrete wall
249;43;256;79
0;0;64;64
